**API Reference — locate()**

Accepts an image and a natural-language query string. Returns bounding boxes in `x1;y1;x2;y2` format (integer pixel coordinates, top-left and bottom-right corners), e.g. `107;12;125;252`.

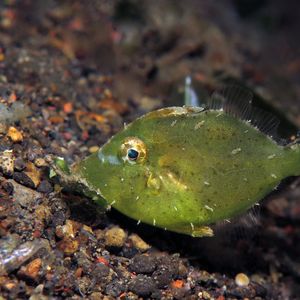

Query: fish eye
120;137;147;164
127;148;139;161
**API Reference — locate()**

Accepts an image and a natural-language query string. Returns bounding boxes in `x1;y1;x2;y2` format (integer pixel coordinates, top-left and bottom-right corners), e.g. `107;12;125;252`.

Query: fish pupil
127;148;139;160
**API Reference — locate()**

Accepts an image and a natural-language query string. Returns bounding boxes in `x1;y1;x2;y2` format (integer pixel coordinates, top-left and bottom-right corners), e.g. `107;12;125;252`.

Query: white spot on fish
268;154;276;159
136;196;140;201
137;220;141;225
110;200;116;205
225;219;231;223
182;147;185;151
255;203;260;206
153;219;156;226
190;222;195;231
231;148;242;155
243;177;248;182
121;178;124;182
104;183;108;187
271;173;277;179
204;205;214;212
174;206;178;211
204;181;210;186
216;112;222;117
194;120;205;130
244;130;249;133
171;120;177;127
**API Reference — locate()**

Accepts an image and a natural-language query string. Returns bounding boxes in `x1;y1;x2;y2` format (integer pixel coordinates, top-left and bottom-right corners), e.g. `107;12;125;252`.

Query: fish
57;86;300;237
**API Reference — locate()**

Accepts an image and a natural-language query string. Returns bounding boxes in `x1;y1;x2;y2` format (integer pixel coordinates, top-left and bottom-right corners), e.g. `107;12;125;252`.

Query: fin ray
208;85;280;140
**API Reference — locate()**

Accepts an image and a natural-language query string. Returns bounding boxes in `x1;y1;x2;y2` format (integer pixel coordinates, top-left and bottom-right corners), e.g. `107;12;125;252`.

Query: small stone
91;263;111;283
0;150;14;176
129;254;156;274
58;239;79;255
104;227;127;248
37;180;53;193
7;126;23;143
2;181;14;195
198;290;211;299
7;179;42;207
19;258;42;280
56;220;80;239
129;274;156;297
129;234;151;252
14;157;26;171
24;162;41;188
34;158;47;168
235;273;250;287
90;292;103;300
89;146;100;153
13;172;35;189
153;267;173;288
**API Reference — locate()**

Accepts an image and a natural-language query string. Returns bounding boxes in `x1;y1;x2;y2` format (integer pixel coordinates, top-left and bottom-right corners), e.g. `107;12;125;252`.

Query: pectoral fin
170;224;214;237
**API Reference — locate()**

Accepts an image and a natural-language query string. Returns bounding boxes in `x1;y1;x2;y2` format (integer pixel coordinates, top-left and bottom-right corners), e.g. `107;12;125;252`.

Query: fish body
72;89;300;237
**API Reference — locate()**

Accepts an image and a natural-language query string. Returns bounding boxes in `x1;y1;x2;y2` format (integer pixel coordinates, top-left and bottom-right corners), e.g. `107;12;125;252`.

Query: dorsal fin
208;85;280;139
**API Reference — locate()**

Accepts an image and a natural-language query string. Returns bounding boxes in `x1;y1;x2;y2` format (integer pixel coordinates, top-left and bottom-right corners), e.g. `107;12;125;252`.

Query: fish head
78;111;191;229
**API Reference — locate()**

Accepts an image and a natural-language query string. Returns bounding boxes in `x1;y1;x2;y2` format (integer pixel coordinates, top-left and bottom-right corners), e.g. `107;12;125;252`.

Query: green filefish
55;86;300;237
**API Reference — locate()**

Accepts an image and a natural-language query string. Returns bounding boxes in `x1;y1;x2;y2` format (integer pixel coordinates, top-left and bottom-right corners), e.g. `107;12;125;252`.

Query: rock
14;157;26;171
13;172;35;189
129;254;156;274
235;273;250;287
7;126;23;143
18;258;42;280
105;279;127;297
0;238;50;275
24;162;41;188
128;234;151;252
88;146;99;153
7;179;42;207
91;263;111;284
55;220;80;239
129;274;156;297
104;227;127;248
0;150;14;176
153;263;176;289
37;180;53;193
57;238;79;255
34;158;48;168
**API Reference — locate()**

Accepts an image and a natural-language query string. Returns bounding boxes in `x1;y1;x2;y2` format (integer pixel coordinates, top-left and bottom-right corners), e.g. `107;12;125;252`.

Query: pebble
34;158;47;168
37;180;53;193
129;254;157;274
18;258;42;280
91;263;111;283
153;266;174;288
89;145;100;153
57;239;79;255
13;172;36;189
0;238;50;275
7;126;23;143
8;179;42;207
128;234;151;252
104;227;127;248
14;157;26;171
24;162;41;188
128;274;156;297
235;273;250;287
0;150;14;176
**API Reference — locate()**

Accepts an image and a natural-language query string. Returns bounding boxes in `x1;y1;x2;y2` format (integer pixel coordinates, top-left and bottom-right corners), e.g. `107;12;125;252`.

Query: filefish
61;86;300;237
